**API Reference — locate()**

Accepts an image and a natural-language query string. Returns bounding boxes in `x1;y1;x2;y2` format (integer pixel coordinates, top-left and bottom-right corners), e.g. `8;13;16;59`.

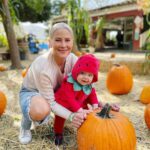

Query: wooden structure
51;0;146;51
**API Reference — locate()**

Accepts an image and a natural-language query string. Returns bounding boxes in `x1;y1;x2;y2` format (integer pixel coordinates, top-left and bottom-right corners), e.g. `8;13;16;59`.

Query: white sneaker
19;128;32;144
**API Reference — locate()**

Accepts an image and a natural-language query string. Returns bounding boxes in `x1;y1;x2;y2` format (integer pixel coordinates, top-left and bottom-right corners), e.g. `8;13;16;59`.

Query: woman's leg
29;95;50;121
19;88;50;144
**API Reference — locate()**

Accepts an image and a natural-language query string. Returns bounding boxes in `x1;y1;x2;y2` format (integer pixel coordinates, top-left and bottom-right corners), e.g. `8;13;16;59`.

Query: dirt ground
0;53;150;150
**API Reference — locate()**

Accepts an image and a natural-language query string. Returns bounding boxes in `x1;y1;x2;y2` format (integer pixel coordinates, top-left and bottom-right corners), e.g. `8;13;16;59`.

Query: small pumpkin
21;67;28;78
140;85;150;104
72;50;82;57
77;104;136;150
110;53;116;58
106;64;133;94
144;104;150;129
0;91;7;116
0;65;7;71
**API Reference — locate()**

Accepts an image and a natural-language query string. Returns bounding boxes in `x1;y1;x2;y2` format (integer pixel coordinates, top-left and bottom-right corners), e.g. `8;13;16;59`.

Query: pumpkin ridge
119;116;136;150
113;117;130;149
111;119;123;149
94;118;103;150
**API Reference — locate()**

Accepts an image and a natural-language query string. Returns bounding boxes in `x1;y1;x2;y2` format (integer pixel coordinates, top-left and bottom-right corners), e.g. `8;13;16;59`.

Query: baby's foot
55;133;63;145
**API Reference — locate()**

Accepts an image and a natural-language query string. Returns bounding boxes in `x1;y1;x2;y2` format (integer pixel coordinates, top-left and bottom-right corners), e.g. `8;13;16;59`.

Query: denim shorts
19;86;51;126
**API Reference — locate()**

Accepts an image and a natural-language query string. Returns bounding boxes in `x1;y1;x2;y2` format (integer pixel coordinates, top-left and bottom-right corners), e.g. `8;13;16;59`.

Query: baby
54;54;100;145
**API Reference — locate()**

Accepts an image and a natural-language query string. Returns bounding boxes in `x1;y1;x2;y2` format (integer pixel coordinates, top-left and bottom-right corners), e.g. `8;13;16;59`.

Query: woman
19;22;91;144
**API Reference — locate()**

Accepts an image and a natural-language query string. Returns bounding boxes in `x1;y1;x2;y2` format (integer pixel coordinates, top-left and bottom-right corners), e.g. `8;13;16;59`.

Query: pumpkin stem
97;103;112;118
113;64;120;67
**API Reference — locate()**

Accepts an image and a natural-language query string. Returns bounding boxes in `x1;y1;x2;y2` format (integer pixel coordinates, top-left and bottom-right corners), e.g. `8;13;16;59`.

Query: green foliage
0;34;8;47
66;0;91;49
142;29;150;50
146;13;150;25
143;42;150;50
95;17;106;49
0;0;20;23
96;17;106;34
16;0;52;22
142;52;150;74
25;0;47;14
0;0;52;23
51;0;65;16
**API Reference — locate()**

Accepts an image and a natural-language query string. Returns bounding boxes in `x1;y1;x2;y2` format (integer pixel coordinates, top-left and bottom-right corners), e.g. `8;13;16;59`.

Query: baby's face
77;71;94;86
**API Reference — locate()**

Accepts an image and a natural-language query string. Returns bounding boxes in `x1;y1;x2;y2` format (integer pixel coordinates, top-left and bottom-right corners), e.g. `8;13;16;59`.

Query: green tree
0;0;22;69
51;0;65;16
0;0;53;69
16;0;52;22
66;0;91;50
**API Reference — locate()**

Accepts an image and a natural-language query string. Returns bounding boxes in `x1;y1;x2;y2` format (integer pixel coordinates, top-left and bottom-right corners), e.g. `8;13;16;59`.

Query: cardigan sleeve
39;73;72;119
55;79;81;112
86;88;99;105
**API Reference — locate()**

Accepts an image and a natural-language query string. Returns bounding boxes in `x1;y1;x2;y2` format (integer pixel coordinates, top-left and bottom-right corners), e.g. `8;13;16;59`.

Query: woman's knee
29;95;50;121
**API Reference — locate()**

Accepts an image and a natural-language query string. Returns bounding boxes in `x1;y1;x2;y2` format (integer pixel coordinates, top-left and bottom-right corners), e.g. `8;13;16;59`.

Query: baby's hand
92;104;99;110
102;103;120;112
77;108;84;113
98;101;103;108
111;104;120;112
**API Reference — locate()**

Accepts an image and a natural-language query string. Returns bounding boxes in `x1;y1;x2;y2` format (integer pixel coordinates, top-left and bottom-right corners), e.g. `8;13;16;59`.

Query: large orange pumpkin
144;104;150;129
140;85;150;104
77;104;136;150
106;64;133;94
0;91;7;116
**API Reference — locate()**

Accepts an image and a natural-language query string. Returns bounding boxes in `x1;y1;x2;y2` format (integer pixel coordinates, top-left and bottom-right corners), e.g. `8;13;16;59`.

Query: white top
23;49;78;119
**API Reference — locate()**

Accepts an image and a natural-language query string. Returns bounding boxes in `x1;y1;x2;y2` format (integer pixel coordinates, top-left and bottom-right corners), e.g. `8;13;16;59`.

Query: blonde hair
49;22;74;39
49;22;78;51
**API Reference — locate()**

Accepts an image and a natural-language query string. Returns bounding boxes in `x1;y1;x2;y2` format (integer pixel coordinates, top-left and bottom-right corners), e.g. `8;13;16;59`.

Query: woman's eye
65;39;71;42
55;39;61;42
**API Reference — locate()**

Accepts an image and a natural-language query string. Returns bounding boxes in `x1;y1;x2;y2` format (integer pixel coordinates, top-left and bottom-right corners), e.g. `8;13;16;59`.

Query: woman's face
50;29;73;59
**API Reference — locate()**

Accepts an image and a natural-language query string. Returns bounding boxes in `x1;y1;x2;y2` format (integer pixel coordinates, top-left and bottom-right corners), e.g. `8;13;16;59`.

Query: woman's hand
71;112;85;128
71;106;93;128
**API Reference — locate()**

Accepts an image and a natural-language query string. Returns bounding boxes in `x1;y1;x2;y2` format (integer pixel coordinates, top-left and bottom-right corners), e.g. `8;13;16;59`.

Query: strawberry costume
54;54;100;144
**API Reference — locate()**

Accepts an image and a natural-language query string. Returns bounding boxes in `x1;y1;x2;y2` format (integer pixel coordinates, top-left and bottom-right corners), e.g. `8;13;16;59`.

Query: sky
50;0;132;10
82;0;132;10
